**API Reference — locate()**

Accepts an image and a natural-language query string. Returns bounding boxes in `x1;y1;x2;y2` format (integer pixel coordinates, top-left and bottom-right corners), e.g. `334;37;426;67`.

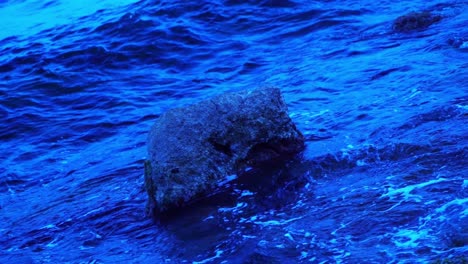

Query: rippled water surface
1;0;467;263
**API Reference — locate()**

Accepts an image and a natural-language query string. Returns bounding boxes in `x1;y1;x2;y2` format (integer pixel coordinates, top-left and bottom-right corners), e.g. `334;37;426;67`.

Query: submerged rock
145;87;305;217
393;11;442;32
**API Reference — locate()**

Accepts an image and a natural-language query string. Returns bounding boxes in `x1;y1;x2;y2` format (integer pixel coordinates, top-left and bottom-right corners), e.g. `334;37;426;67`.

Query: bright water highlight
0;0;467;263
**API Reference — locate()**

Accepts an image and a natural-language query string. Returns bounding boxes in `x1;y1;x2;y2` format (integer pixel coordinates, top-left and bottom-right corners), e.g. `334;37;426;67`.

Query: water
0;0;467;263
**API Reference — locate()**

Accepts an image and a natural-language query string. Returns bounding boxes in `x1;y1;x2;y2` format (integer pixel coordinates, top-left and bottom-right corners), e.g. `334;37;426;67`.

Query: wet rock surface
145;87;305;217
393;11;442;32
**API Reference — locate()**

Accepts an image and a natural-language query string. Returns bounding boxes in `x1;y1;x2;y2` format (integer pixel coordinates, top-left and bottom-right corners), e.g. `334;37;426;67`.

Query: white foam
41;224;56;229
46;238;59;248
240;190;254;197
83;208;103;217
217;174;238;186
383;178;446;201
218;202;246;212
435;198;468;215
193;250;224;264
460;41;468;49
254;216;303;227
393;229;428;248
284;232;295;242
203;215;214;221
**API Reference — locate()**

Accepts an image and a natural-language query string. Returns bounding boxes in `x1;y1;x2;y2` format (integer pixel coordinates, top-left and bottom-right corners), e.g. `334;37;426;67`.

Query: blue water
1;0;467;263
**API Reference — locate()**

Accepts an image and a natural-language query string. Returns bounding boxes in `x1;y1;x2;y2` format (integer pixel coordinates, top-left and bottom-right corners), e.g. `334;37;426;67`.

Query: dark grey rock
393;11;442;32
145;87;304;217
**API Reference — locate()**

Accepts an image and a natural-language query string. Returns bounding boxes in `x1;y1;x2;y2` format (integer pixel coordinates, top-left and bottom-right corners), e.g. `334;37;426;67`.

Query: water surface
0;0;467;263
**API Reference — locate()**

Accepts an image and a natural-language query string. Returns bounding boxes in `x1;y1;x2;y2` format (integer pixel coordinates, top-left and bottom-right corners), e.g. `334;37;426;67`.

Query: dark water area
0;0;467;263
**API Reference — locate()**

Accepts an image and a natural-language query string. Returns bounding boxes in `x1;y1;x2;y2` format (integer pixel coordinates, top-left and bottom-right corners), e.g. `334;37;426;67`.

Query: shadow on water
151;156;308;261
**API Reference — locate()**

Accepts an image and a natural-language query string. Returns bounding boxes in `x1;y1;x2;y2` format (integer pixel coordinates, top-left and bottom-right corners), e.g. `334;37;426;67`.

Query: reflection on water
0;0;467;262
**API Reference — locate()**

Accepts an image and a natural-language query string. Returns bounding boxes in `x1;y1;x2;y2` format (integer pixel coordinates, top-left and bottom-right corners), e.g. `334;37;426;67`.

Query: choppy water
1;0;467;263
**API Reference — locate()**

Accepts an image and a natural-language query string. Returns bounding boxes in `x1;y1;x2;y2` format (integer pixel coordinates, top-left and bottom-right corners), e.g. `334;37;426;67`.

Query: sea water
0;0;467;263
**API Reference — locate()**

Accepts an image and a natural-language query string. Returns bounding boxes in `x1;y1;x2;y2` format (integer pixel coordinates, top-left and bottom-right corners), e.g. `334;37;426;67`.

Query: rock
145;87;305;217
393;11;442;32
